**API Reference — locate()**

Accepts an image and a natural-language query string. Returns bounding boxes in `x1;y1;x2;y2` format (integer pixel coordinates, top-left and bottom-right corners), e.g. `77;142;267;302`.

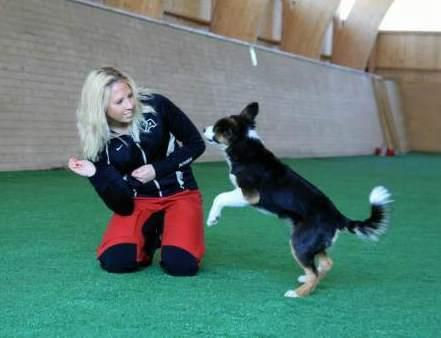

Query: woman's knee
160;246;199;276
98;244;140;273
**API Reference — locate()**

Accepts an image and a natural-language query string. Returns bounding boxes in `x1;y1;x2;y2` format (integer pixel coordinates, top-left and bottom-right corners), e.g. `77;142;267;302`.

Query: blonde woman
68;66;206;276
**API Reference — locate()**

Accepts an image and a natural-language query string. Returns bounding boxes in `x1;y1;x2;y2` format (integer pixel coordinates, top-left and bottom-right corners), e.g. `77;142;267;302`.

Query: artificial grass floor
1;153;440;337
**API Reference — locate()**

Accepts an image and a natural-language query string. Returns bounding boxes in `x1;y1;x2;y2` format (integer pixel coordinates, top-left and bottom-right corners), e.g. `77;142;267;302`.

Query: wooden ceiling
103;0;395;70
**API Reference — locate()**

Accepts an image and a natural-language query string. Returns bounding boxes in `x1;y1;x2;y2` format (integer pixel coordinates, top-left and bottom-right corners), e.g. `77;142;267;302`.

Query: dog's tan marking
216;135;230;146
241;189;260;204
287;239;320;297
293;268;319;297
317;252;333;279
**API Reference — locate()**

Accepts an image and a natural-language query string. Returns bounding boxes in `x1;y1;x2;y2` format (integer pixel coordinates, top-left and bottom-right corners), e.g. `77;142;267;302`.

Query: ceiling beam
331;0;394;69
280;0;340;59
210;0;269;43
103;0;164;19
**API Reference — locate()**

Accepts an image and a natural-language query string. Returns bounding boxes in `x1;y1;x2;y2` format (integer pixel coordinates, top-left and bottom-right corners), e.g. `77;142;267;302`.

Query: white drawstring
135;143;147;164
136;142;163;197
105;144;110;165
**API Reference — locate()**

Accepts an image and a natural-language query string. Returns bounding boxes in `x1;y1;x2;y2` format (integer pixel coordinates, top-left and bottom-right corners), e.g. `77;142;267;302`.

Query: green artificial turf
1;153;440;337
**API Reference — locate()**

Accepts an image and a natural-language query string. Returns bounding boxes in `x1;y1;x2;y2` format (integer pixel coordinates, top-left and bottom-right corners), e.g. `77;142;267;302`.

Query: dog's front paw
206;214;220;227
284;289;299;298
207;204;222;227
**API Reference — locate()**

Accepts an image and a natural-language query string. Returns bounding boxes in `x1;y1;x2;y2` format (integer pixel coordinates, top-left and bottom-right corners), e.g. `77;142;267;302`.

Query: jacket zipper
136;142;163;197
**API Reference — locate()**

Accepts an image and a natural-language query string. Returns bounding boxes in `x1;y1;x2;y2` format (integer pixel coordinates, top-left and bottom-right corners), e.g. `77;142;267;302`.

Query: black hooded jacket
88;94;205;215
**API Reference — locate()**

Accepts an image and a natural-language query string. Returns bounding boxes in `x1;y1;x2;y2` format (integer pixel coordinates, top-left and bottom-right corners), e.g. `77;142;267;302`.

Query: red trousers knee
97;190;205;265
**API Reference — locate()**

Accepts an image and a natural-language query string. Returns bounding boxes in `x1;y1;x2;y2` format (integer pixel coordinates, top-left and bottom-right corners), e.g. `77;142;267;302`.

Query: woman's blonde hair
76;66;152;161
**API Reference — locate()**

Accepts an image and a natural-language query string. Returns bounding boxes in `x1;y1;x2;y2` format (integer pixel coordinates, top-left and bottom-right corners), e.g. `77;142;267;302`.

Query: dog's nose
203;128;206;133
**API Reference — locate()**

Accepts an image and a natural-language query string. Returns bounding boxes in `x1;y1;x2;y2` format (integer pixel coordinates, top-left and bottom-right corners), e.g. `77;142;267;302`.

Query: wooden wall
0;0;385;171
375;32;441;71
374;32;441;152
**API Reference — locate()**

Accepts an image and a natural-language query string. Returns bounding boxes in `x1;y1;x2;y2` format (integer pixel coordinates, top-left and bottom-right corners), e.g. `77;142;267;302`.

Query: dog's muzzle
203;126;219;144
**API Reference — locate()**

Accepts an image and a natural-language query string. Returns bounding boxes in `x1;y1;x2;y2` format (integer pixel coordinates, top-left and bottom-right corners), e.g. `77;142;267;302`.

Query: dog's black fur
204;102;392;297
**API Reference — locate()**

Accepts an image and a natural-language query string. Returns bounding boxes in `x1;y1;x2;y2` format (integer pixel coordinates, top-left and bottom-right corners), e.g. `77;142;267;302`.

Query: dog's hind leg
285;267;319;298
298;251;334;283
207;188;249;226
293;253;330;285
289;240;311;284
317;251;333;279
297;257;332;283
285;240;319;298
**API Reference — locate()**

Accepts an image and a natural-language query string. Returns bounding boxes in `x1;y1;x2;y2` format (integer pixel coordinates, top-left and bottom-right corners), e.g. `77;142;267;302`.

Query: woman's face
106;80;135;128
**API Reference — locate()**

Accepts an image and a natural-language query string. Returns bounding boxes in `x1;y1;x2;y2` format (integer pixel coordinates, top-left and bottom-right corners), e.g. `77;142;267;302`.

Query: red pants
97;190;205;264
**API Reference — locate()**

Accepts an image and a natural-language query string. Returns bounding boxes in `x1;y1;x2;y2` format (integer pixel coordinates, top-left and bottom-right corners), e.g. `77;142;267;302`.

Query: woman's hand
131;164;156;183
68;157;96;177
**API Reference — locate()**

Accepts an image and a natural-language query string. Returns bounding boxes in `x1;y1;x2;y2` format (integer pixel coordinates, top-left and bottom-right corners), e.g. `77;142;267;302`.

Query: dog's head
204;102;259;147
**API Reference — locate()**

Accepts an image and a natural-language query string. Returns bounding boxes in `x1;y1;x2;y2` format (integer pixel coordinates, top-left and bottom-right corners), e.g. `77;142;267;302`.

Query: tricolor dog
203;102;392;298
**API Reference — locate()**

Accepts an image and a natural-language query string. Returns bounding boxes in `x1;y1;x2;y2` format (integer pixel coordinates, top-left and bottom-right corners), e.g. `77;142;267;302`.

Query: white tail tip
369;186;393;205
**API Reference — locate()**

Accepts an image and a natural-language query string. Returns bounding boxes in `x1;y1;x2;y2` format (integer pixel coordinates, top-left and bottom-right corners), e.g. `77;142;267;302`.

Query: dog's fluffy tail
346;186;393;241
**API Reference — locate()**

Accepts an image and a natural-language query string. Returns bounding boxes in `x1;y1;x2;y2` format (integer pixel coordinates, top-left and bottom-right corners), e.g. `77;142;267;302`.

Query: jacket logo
141;119;157;133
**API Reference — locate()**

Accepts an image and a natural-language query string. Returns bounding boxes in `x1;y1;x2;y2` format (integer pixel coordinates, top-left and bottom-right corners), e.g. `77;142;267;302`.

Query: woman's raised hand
68;157;96;177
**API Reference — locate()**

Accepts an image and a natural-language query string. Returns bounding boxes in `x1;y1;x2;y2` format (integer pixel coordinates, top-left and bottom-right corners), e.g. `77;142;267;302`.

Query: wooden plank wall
375;32;441;71
383;79;409;153
400;82;441;152
372;78;407;153
374;32;441;152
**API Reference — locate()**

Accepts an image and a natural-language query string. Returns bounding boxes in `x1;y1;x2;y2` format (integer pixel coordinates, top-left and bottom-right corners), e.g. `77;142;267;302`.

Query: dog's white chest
224;156;239;188
229;173;238;188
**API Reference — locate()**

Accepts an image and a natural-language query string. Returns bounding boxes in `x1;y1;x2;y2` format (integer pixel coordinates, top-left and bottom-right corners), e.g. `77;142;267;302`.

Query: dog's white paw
206;215;219;227
207;206;222;227
297;275;307;284
298;266;323;283
284;290;299;298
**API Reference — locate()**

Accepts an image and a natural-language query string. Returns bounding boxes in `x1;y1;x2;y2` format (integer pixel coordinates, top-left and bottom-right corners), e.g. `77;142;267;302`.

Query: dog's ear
240;102;259;120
